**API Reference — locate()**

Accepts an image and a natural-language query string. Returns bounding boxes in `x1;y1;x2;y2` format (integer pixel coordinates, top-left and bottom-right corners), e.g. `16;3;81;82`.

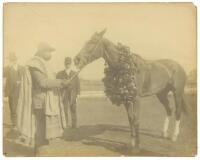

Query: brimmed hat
65;57;72;65
9;52;17;62
37;42;55;53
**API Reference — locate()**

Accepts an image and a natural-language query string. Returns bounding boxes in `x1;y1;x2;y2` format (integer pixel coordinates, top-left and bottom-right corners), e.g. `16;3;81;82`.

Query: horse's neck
102;38;147;69
102;39;121;66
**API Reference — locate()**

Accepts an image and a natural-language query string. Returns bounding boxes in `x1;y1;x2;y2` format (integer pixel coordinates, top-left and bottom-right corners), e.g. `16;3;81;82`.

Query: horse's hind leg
172;92;183;141
171;67;186;142
157;90;172;138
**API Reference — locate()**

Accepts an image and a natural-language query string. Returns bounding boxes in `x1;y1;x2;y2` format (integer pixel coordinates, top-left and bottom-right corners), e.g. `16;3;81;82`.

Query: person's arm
4;66;9;97
3;66;9;78
56;71;61;79
4;78;9;97
30;68;63;89
76;76;80;95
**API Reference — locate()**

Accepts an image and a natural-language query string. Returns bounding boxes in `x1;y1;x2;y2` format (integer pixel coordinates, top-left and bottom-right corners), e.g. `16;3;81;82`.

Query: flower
103;43;137;106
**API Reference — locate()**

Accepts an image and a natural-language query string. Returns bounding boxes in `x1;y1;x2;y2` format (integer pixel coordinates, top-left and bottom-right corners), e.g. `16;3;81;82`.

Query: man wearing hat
4;52;23;130
16;42;69;148
56;57;80;128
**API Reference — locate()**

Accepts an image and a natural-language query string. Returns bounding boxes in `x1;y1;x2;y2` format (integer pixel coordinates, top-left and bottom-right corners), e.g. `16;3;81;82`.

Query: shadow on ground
63;124;165;156
3;123;194;156
63;124;163;141
3;94;196;156
82;137;164;156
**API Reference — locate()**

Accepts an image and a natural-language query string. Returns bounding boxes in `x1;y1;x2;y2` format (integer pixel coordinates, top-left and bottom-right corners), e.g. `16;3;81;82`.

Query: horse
74;29;188;151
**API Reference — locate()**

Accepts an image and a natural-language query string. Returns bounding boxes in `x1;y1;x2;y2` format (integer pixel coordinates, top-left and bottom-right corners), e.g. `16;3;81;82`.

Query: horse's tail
182;94;189;115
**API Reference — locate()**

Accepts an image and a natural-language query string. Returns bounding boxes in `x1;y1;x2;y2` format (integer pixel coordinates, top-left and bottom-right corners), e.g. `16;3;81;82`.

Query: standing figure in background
56;57;80;128
4;52;23;130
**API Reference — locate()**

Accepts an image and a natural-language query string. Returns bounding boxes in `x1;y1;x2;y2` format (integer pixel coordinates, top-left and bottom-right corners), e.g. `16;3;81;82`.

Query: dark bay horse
74;29;187;150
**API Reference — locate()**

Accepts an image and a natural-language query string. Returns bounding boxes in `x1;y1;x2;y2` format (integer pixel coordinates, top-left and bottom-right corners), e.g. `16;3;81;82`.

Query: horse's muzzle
74;56;87;69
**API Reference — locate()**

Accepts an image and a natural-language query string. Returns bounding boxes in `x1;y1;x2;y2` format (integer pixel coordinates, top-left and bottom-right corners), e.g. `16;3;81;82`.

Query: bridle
89;37;104;60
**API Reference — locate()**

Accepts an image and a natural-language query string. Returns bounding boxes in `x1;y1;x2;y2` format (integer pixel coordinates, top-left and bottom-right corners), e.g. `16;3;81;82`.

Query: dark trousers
34;109;48;147
63;99;77;128
8;96;18;126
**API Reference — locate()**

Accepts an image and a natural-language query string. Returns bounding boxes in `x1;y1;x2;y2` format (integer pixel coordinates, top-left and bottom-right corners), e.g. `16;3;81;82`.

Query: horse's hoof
163;132;169;138
171;135;178;142
131;139;136;147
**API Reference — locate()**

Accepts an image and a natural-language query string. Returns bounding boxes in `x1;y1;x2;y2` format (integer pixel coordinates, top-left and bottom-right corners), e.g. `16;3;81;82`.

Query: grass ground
3;93;197;156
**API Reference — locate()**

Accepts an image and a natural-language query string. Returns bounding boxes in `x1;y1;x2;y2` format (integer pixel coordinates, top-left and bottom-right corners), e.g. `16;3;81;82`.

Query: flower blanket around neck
102;43;138;106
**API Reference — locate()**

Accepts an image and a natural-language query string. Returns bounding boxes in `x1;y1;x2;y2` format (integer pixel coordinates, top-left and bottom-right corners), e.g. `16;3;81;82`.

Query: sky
4;3;196;80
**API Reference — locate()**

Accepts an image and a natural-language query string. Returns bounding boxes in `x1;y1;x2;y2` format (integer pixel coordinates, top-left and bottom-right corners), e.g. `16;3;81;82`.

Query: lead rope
67;69;81;82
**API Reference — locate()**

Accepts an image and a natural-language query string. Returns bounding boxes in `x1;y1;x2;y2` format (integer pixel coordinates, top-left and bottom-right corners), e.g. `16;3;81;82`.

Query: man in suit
56;57;80;128
4;52;23;129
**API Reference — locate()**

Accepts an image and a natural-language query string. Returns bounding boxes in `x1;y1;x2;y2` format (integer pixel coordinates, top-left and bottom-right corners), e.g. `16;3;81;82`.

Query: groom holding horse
56;57;80;129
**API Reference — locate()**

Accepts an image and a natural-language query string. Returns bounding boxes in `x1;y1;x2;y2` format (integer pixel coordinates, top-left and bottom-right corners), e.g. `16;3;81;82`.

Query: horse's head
74;29;107;69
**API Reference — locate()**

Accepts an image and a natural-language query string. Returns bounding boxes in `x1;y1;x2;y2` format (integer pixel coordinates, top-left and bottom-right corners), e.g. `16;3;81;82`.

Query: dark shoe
15;137;31;147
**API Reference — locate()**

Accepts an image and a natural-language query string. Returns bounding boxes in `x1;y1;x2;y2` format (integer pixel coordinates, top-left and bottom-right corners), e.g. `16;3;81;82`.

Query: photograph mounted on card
3;2;197;156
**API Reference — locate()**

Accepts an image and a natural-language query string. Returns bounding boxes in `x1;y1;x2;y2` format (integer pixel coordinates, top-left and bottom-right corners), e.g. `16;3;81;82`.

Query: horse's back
156;59;186;76
156;59;187;93
138;59;186;96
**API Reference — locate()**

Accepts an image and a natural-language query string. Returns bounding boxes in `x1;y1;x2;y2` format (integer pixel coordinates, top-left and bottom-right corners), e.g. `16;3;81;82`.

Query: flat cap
65;57;72;65
37;42;55;53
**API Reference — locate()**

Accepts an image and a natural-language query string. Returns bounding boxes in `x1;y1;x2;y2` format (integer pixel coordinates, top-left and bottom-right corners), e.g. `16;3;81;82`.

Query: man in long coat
56;57;80;128
16;43;69;148
4;52;23;129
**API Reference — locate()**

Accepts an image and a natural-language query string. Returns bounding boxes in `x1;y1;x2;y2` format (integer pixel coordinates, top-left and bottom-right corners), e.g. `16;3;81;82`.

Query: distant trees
187;69;197;88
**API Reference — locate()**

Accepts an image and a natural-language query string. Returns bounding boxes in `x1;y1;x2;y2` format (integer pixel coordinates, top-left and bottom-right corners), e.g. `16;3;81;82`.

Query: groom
56;57;80;128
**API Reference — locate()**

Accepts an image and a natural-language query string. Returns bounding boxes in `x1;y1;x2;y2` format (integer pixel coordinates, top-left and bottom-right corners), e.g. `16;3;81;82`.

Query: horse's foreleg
163;116;170;138
125;98;140;148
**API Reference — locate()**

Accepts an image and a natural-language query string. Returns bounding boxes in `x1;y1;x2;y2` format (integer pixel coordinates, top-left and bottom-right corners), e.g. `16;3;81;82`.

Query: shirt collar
34;55;46;64
65;69;71;75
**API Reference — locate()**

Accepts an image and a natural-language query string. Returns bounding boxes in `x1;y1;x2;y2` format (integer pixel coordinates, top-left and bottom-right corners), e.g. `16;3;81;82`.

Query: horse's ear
98;28;107;37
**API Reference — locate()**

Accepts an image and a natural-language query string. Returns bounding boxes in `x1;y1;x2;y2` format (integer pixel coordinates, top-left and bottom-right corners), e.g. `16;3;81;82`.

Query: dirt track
3;94;197;156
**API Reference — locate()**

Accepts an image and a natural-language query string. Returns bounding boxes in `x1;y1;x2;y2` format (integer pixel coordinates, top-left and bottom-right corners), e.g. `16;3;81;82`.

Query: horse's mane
132;52;145;61
131;52;147;71
103;38;147;69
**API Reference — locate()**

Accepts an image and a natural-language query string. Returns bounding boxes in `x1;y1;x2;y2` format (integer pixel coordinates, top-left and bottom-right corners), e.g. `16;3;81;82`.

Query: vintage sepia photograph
3;2;197;157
